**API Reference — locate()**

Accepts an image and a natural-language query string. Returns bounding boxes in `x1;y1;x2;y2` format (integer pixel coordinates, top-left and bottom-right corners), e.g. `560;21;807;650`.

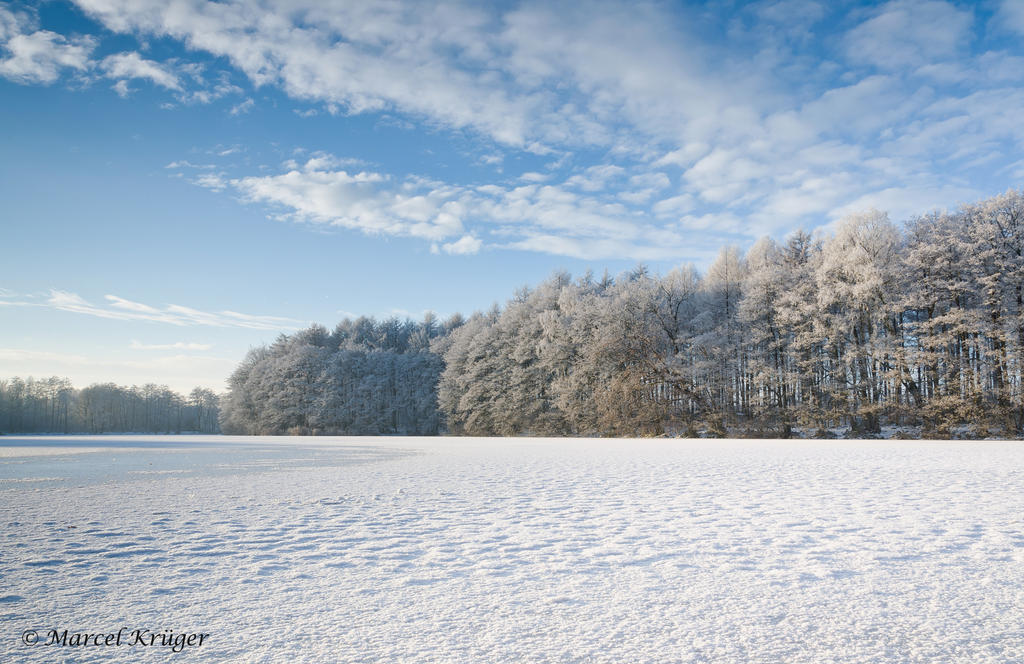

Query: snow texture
2;435;1023;663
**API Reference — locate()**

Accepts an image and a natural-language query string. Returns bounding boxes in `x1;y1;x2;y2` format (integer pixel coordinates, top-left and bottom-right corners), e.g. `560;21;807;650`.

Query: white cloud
193;173;227;191
101;51;181;90
652;194;696;219
672;212;745;234
73;0;538;146
1004;159;1024;180
31;290;303;330
751;173;858;227
498;1;746;149
64;0;758;155
226;159;464;241
0;6;243;105
796;75;906;138
564;165;626;192
479;152;504;166
752;0;826;31
618;172;672;204
0;7;94;84
214;145;242;157
165;160;215;170
629;173;670;190
111;78;131;96
502;234;683;262
827;183;980;224
440;235;482;255
653;144;711;169
130;340;213;351
6;0;1016;262
844;0;973;71
995;0;1024;37
180;70;243;104
229;97;254;115
194;154;718;261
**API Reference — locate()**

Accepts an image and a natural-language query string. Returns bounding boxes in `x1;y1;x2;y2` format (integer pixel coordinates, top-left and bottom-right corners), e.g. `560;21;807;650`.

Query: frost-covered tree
220;316;451;435
815;211;904;432
902;210;977;433
963;191;1024;431
696;247;747;430
739;237;794;435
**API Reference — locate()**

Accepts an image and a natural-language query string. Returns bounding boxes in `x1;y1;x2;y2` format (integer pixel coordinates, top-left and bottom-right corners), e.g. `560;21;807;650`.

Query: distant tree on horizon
0;377;221;434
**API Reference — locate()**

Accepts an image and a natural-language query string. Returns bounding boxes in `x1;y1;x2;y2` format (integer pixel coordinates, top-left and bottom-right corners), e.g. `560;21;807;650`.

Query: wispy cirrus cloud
129;340;213;351
1;290;302;331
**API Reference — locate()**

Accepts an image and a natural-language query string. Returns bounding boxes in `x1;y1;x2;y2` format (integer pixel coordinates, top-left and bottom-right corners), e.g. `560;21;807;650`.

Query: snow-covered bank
2;436;1022;662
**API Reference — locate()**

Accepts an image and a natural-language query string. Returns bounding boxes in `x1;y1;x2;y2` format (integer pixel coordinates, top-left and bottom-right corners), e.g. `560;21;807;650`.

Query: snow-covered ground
1;436;1022;663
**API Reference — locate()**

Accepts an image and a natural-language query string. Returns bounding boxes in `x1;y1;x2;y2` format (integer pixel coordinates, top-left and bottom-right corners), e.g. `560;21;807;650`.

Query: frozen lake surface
2;435;1022;663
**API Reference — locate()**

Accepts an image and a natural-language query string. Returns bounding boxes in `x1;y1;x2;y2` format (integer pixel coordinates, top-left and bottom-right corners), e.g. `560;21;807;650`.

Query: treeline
0;377;220;434
219;316;459;435
221;189;1024;439
438;190;1024;438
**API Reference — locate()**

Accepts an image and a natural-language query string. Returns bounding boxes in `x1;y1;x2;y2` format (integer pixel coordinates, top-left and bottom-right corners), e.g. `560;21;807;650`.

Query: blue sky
2;0;1024;393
